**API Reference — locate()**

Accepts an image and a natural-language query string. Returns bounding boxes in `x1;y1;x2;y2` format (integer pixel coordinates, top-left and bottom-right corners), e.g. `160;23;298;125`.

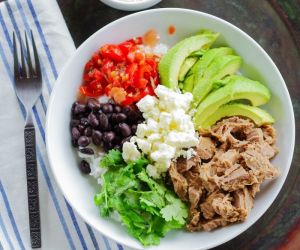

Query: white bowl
100;0;161;11
46;8;295;250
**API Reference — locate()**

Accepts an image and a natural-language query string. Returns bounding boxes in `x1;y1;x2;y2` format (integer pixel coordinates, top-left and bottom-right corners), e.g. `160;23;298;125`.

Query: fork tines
13;31;41;80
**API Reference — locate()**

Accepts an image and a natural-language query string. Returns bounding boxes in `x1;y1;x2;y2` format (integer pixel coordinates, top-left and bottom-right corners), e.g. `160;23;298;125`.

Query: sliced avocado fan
193;75;271;127
200;103;274;129
192;54;242;107
182;47;234;92
158;31;219;89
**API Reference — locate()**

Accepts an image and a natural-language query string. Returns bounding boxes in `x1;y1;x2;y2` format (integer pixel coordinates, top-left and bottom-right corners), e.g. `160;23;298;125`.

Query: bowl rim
46;7;295;250
100;0;162;11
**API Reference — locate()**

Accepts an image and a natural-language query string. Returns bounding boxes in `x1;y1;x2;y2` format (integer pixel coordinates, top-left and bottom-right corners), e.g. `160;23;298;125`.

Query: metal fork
13;31;42;248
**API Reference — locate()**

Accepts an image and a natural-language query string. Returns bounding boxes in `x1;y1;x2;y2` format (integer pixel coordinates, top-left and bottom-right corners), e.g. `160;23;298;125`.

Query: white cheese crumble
122;141;141;162
122;85;199;178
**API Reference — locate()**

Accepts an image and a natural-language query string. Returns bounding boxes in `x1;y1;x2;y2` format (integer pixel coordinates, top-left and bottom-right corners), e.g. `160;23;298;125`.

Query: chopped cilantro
94;150;188;246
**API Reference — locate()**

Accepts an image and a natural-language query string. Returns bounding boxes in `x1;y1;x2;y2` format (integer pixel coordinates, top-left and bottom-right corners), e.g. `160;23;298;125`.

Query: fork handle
24;125;41;248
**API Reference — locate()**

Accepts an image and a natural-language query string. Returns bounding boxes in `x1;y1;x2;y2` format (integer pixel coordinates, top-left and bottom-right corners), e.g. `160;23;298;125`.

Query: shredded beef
197;137;216;160
168;117;279;232
169;163;188;201
176;154;200;174
201;217;228;231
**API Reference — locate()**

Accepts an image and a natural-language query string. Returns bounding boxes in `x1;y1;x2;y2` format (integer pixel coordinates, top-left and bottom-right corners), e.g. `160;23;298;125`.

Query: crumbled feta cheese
165;132;198;148
122;85;199;178
155;85;193;111
136;95;157;113
136;138;151;153
150;143;176;163
122;142;141;162
146;164;160;179
136;123;147;138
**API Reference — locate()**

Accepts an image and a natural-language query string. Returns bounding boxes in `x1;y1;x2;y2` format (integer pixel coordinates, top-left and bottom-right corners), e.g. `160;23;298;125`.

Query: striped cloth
0;1;129;249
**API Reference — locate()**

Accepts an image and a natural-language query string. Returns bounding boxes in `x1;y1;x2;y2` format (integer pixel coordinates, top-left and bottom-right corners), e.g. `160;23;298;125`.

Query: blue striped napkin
0;1;129;249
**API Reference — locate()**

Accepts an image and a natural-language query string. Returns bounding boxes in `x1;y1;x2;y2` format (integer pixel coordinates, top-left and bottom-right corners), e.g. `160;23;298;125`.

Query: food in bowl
69;29;279;246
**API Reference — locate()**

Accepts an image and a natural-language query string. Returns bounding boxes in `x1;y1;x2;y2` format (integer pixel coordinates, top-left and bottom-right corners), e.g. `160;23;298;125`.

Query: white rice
77;144;106;182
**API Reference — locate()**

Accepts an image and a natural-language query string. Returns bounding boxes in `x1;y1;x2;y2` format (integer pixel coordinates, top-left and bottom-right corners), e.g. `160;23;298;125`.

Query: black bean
92;130;102;145
98;113;109;131
77;124;85;133
103;131;115;143
88;113;99;128
71;102;77;113
84;127;92;137
79;160;91;174
74;103;86;115
70;119;80;127
114;105;122;113
87;98;101;111
127;111;140;123
79;147;94;155
71;127;81;140
77;136;90;147
106;113;112;121
121;136;132;146
73;112;84;119
106;123;112;132
115;113;127;123
80;117;89;126
131;124;137;134
114;124;121;134
103;142;114;151
118;123;132;137
71;139;78;147
102;103;113;113
137;119;144;124
122;106;133;115
113;135;121;144
110;113;118;124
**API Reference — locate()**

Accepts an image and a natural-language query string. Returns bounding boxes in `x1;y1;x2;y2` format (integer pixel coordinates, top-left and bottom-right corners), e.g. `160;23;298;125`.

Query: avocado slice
183;74;232;93
193;75;271;127
192;55;242;107
179;57;198;81
182;75;194;92
158;32;219;89
189;48;208;57
190;47;234;78
200;103;274;129
182;47;234;93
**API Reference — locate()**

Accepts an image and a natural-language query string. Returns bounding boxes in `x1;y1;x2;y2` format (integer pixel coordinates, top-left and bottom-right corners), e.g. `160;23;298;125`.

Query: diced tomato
127;37;143;45
91;52;101;65
126;63;138;79
134;51;145;62
104;84;113;96
121;96;135;106
119;41;134;55
126;50;136;63
79;36;160;105
100;45;124;62
80;85;102;97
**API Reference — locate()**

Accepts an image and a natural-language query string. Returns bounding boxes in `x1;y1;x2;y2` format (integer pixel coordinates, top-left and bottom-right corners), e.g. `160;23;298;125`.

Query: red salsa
80;37;160;106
